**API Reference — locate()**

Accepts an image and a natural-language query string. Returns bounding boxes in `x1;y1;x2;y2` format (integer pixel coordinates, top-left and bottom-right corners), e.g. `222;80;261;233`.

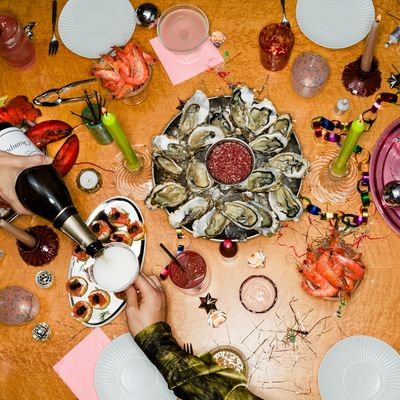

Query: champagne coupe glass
157;4;209;65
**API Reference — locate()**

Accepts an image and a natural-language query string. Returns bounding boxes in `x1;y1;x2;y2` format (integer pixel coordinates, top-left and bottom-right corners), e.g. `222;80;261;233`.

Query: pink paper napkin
150;37;224;85
53;328;110;400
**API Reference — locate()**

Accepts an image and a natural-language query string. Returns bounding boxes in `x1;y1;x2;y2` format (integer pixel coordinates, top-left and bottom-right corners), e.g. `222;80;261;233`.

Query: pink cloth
53;328;110;400
150;37;224;85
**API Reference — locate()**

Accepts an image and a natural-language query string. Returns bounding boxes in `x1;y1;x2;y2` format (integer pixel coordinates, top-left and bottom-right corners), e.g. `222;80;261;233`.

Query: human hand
0;151;53;215
125;273;167;337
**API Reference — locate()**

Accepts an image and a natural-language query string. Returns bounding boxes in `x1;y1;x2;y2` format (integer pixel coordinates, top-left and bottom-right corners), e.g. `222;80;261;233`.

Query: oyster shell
268;185;303;221
145;182;188;210
266;152;310;179
267;113;293;138
230;86;254;129
192;207;227;238
250;201;280;235
248;99;277;135
178;90;210;135
249;133;288;156
236;167;282;192
186;158;213;191
168;197;210;228
153;154;183;177
152;135;187;161
187;125;224;150
209;107;235;135
221;201;262;230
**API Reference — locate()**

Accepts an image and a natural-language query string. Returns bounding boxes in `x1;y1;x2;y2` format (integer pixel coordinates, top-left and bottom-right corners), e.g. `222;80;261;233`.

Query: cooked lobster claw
52;134;79;177
25;120;73;148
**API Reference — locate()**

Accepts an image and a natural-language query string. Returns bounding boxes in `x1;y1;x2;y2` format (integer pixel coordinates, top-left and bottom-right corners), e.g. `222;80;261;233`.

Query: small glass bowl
123;64;152;106
239;275;277;313
209;345;249;377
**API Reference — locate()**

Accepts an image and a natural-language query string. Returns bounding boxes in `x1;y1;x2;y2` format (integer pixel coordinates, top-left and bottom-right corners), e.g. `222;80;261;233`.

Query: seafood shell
178;90;210;135
145;182;188;210
230;86;254;129
209;107;235;135
153;154;183;177
221;201;262;230
187;125;224;151
186;158;213;192
266;152;310;179
268;185;303;221
192;207;228;238
248;99;277;135
168;196;210;228
250;201;280;235
236;167;282;192
267;113;293;138
249;133;288;156
152;135;187;161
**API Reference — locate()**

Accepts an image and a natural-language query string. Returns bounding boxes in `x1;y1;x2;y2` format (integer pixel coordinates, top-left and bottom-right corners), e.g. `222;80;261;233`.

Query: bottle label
0;127;43;156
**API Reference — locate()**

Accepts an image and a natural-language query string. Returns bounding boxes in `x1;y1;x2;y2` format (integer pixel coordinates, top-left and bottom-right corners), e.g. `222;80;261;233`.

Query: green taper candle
331;117;366;176
101;110;142;171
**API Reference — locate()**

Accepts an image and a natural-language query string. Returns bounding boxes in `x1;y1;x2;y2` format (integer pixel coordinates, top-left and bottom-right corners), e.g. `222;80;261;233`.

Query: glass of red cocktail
168;250;210;294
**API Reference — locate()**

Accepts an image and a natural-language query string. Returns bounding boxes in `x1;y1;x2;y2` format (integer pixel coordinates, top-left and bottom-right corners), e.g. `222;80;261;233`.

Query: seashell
145;182;188;210
168;196;210;228
230;86;254;129
247;250;266;268
208;309;227;328
266;152;310;179
250;201;280;235
152;135;187;161
209;107;235;135
221;201;262;230
187;125;224;150
247;99;277;135
249;133;288;156
268;185;303;221
178;90;210;135
153;154;183;177
236;167;282;192
192;207;227;238
186;158;213;192
267;113;293;138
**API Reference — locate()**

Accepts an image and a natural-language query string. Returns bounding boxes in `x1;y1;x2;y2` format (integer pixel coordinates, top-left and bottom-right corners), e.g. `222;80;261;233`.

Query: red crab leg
52;134;79;177
25;120;73;149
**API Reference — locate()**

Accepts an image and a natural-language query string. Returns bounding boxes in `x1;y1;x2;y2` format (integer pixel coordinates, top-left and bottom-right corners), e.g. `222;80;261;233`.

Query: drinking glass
82;106;113;145
291;53;330;97
157;4;209;64
123;65;153;105
239;275;277;313
89;242;140;292
259;23;294;71
168;250;210;294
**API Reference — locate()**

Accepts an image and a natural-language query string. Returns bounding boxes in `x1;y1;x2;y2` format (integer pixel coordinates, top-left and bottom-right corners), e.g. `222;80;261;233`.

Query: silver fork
183;343;194;355
280;0;291;29
48;0;59;55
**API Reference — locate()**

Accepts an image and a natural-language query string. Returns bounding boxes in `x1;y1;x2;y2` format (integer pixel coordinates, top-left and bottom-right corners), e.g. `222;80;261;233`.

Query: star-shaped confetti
199;293;218;313
387;72;400;89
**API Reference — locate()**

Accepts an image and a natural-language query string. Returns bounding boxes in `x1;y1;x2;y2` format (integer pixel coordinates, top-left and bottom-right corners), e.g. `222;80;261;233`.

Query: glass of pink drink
169;250;210;294
157;4;209;64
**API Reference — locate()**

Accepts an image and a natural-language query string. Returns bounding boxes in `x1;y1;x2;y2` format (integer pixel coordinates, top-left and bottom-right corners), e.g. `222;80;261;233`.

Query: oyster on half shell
186;158;213;191
152;135;187;161
145;182;188;210
209;107;235;135
266;152;310;179
221;201;262;230
249;133;288;156
268;185;303;221
187;125;224;150
248;99;277;135
267;113;293;138
178;90;210;136
250;201;280;235
192;207;228;238
236;167;282;192
168;197;210;228
153;154;183;177
230;86;254;129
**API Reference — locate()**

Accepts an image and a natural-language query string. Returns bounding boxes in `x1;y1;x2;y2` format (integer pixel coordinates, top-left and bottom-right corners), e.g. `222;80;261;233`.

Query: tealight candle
76;169;102;193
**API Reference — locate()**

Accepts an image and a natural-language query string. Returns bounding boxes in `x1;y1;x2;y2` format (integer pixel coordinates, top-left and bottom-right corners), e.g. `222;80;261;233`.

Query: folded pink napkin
53;328;110;400
150;37;224;85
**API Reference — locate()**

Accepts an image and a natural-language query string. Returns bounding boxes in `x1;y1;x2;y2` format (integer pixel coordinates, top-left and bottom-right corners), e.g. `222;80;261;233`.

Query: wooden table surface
1;1;400;399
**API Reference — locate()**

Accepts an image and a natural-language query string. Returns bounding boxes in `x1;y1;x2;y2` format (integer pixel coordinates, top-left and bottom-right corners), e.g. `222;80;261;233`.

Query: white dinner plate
318;336;400;400
58;0;136;58
296;0;375;49
95;333;176;400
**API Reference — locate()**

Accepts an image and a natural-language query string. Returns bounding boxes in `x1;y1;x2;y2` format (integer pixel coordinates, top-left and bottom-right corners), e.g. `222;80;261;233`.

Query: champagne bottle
0;123;103;256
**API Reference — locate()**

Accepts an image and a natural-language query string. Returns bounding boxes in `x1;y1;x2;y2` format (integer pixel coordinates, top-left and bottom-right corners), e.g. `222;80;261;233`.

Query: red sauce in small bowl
207;140;254;184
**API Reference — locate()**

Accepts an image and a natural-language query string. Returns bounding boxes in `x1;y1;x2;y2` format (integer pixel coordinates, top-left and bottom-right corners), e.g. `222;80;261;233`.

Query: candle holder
112;144;153;200
308;151;359;205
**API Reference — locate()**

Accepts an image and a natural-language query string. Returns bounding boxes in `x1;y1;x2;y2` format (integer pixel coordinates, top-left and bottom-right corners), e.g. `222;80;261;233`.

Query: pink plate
369;118;400;235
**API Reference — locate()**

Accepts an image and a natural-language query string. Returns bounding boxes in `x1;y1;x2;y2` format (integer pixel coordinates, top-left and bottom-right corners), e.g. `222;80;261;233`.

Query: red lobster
0;96;42;126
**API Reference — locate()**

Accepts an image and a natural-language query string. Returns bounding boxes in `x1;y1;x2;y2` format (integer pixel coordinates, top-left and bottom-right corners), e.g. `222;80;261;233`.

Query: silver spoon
280;0;291;29
382;181;400;207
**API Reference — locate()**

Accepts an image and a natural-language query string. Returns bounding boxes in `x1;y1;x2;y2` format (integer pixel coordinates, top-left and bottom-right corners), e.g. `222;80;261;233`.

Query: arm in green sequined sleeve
134;322;263;400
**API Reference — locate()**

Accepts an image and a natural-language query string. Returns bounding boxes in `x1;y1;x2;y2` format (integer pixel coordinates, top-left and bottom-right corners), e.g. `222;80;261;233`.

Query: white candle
77;169;102;192
361;15;381;73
